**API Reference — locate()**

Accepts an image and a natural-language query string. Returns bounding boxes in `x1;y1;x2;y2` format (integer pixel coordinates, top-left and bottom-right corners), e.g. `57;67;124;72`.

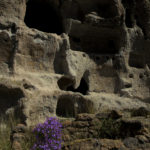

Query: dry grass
21;130;35;150
0;116;15;150
0;114;37;150
0;115;27;150
0;123;12;150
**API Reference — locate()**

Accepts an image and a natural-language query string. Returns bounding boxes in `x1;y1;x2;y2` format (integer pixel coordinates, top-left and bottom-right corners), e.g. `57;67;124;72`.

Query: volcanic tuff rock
1;0;150;149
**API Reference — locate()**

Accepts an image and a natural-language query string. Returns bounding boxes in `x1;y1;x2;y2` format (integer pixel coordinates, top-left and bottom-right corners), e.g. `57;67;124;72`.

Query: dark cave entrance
125;9;134;28
107;40;118;54
129;52;145;68
56;97;75;118
0;86;24;117
67;78;88;95
98;4;116;19
122;0;135;28
57;76;89;95
70;35;120;54
57;76;74;91
24;0;63;34
56;96;94;118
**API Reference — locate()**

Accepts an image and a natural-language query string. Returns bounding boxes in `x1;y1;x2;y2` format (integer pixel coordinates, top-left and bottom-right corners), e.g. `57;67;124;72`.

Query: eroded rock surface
1;0;150;149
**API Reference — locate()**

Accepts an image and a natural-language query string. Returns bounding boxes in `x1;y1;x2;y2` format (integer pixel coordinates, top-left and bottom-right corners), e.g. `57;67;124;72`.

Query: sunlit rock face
0;0;150;128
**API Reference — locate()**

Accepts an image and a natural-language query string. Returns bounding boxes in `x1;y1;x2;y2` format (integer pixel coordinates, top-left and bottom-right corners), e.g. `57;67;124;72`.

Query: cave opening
107;40;118;54
24;0;63;34
0;86;24;117
129;52;145;68
70;37;119;55
56;97;75;118
67;78;88;95
98;4;114;19
57;76;74;91
125;9;133;28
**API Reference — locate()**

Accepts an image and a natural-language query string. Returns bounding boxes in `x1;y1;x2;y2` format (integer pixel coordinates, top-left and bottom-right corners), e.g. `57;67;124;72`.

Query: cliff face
0;0;150;149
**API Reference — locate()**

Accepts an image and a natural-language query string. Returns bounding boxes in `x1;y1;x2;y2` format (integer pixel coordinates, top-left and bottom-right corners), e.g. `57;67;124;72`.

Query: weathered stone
75;113;94;121
12;141;22;150
62;139;125;150
62;120;72;128
123;137;139;149
12;124;27;134
0;0;150;149
72;121;89;128
11;133;25;143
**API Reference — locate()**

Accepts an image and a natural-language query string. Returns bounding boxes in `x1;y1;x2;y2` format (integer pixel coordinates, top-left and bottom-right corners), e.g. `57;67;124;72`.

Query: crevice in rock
24;0;63;34
125;9;133;28
135;15;146;38
8;35;17;74
121;0;135;28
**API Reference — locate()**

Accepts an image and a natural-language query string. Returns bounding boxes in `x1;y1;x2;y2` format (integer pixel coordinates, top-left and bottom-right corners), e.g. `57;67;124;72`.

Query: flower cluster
31;117;62;150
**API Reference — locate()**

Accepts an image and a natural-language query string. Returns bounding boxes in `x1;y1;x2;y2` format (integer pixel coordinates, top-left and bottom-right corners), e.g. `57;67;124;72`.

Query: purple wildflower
31;117;62;150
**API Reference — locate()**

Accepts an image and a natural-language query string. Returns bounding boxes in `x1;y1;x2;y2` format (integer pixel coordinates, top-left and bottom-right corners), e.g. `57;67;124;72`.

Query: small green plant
98;118;122;139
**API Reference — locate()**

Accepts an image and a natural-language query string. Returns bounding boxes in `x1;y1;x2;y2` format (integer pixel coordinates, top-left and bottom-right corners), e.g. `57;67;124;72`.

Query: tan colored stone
0;0;150;149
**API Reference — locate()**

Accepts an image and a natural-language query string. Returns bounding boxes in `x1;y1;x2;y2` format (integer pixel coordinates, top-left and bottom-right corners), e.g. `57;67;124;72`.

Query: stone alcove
0;85;24;117
57;76;89;95
56;97;75;118
24;0;63;34
56;95;94;118
66;77;89;95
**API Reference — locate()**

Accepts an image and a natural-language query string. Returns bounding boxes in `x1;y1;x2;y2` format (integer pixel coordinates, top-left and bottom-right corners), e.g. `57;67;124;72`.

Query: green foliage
98;118;122;139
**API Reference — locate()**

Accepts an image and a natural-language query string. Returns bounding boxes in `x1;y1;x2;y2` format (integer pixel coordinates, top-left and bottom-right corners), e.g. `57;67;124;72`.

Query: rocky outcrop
61;111;150;150
11;111;150;150
0;0;150;149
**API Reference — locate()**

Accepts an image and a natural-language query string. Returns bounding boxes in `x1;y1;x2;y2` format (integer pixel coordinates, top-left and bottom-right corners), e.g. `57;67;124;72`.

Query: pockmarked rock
0;0;150;149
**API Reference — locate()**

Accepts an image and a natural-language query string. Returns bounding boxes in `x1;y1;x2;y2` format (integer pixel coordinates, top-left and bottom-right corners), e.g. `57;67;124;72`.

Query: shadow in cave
56;97;75;118
129;52;145;68
125;9;134;28
86;39;120;67
56;95;94;118
67;78;88;95
24;0;63;34
122;0;136;28
71;37;119;55
0;85;24;118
